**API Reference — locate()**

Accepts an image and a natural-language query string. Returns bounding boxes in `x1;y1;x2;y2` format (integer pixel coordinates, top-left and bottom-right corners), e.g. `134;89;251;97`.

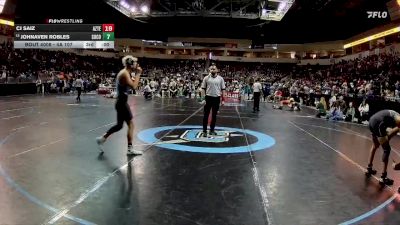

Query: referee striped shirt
201;75;225;97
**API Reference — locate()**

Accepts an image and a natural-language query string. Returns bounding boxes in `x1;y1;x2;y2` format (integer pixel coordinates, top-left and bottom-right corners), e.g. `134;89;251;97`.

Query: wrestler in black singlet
369;110;399;137
114;78;133;124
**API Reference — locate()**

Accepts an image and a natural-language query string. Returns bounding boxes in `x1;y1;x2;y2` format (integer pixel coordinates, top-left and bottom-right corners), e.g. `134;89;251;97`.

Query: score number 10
102;24;114;32
102;24;115;41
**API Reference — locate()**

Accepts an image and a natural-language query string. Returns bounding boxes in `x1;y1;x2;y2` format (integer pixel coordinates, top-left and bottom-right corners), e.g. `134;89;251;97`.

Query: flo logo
137;125;276;153
367;11;388;19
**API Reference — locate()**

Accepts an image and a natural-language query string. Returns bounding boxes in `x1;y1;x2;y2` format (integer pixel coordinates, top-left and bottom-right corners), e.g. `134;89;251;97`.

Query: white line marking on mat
291;122;400;158
8;138;67;159
235;106;273;225
289;121;394;188
133;139;190;147
289;121;398;224
42;105;204;225
0;106;35;113
6;99;188;159
1;115;24;120
87;123;114;132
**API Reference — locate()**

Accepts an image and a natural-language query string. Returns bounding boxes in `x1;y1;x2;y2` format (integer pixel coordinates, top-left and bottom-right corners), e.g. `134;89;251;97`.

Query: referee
253;78;262;112
201;64;225;137
75;75;83;102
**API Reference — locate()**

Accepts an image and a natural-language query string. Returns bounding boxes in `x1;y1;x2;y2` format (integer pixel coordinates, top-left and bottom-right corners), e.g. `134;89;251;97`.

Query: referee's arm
201;76;207;98
221;78;226;102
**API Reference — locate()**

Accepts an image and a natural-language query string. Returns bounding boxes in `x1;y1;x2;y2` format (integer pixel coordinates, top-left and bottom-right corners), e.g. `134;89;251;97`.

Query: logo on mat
137;125;275;153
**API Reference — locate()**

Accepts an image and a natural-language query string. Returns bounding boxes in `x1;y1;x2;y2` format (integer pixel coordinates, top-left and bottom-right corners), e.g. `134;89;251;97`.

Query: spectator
169;79;177;98
36;78;42;94
358;99;370;124
316;97;327;118
329;95;337;108
161;79;169;98
245;84;252;100
273;88;283;103
262;82;270;102
337;96;347;112
183;81;192;98
50;82;57;93
143;81;152;100
253;78;262;112
345;102;356;122
327;102;344;121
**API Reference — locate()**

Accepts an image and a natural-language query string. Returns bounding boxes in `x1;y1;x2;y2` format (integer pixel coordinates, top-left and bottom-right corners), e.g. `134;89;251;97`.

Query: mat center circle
137;125;276;153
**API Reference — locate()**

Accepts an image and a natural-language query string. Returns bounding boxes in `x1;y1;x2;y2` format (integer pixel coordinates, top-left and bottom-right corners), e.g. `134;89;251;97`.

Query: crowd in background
2;41;400;124
0;40;120;85
264;52;400;123
0;24;13;36
281;52;400;100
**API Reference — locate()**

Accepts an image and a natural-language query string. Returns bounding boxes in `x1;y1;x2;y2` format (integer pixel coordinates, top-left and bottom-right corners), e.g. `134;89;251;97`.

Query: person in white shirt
169;79;177;98
50;82;57;92
161;81;168;98
252;78;262;113
358;99;370;124
149;79;156;91
200;64;225;137
75;76;83;102
143;82;152;100
329;95;336;108
36;78;42;94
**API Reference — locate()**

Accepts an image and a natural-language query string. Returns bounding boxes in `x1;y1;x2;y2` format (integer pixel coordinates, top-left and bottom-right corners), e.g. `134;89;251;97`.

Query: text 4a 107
56;42;73;47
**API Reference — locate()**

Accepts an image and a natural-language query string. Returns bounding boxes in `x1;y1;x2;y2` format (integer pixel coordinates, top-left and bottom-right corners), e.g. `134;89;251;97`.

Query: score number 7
103;32;114;41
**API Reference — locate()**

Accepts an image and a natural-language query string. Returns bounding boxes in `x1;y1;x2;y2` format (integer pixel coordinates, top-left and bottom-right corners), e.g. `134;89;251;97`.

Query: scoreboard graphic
14;23;115;49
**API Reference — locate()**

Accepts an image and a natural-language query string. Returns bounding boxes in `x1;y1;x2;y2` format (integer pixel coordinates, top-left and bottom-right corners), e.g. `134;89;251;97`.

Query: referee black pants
76;87;82;101
203;95;220;132
253;92;260;111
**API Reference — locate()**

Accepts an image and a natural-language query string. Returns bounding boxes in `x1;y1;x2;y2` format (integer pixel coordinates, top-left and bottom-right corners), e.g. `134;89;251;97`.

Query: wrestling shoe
127;145;143;155
96;136;106;153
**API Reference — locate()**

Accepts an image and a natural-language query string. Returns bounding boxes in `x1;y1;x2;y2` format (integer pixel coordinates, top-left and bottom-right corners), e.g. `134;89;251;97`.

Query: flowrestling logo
47;19;84;24
367;11;388;19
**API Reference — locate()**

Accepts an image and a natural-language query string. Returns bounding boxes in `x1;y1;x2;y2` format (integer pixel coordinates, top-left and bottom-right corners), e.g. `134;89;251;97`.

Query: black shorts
369;120;387;137
115;101;133;123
